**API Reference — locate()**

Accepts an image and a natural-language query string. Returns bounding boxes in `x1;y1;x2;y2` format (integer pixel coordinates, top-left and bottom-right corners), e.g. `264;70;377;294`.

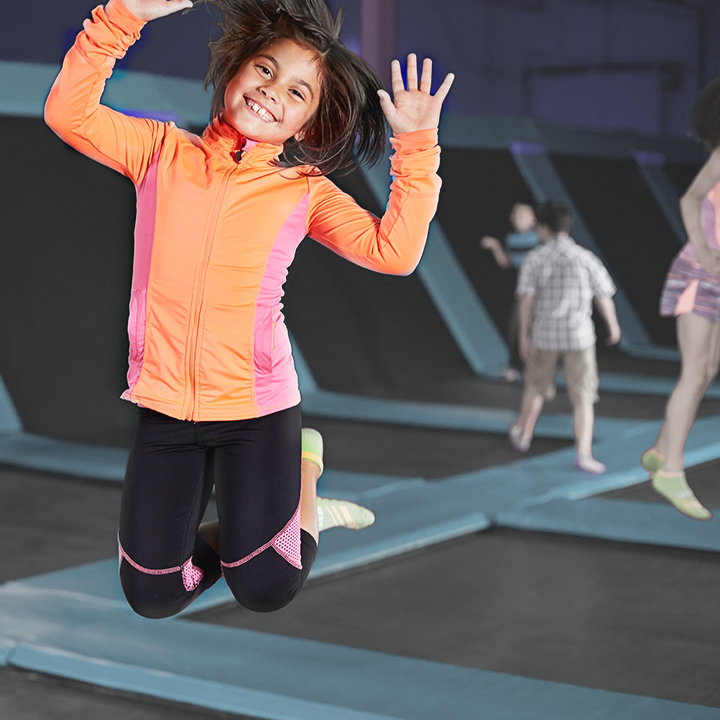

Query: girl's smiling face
223;38;322;145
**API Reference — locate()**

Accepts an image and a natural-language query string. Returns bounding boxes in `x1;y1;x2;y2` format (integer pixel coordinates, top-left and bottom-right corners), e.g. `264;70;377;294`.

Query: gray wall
2;0;719;138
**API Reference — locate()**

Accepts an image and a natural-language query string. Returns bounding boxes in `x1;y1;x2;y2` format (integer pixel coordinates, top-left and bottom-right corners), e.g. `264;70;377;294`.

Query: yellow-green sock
651;471;712;521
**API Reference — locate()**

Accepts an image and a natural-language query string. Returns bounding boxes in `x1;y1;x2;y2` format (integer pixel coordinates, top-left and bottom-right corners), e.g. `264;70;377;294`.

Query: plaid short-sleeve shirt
517;234;616;351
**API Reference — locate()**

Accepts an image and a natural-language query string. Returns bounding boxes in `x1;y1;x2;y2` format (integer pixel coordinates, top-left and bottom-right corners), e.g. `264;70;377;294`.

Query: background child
507;201;621;474
480;203;538;382
45;0;453;617
641;76;720;521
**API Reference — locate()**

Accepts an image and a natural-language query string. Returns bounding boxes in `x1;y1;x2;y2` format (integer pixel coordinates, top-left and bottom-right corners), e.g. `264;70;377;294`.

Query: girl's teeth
249;101;274;122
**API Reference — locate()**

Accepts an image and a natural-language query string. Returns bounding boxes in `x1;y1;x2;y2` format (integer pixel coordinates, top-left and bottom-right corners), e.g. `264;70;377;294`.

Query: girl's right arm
45;0;190;184
680;147;720;277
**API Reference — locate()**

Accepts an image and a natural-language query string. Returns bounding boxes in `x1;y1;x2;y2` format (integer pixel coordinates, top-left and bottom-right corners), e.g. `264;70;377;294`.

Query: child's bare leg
650;314;720;474
573;399;608;473
573;400;594;457
518;392;544;439
302;428;375;533
197;520;220;554
300;457;320;544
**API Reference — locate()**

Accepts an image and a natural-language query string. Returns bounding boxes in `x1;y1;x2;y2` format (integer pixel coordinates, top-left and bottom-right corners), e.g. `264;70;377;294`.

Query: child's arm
306;55;453;275
680;147;720;277
480;236;512;269
45;0;190;184
594;296;621;346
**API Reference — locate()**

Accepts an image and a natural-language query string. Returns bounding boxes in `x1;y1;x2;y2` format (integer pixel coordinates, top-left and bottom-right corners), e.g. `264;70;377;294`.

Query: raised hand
119;0;194;22
378;54;454;135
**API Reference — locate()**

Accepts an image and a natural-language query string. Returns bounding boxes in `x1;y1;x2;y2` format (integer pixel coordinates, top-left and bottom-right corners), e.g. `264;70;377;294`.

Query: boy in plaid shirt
508;201;621;474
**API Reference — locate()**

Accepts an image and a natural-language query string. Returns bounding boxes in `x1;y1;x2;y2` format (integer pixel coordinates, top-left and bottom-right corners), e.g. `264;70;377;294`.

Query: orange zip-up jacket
45;0;442;422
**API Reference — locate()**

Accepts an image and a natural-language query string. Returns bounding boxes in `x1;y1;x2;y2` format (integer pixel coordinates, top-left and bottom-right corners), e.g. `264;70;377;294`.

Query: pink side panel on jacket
123;152;160;397
252;193;309;414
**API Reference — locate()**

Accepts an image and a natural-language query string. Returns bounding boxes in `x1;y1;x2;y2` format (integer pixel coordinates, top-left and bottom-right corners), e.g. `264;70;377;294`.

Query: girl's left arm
306;129;441;275
306;55;453;275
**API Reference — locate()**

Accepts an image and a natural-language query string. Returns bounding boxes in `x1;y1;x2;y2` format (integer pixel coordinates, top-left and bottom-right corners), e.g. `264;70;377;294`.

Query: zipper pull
234;137;247;163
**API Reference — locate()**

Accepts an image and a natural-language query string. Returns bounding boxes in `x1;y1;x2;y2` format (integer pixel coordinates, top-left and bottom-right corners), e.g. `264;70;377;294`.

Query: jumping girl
641;78;720;521
45;0;453;617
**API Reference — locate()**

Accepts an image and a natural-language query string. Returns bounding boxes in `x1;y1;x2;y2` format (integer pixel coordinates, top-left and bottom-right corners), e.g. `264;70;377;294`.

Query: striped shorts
660;253;720;324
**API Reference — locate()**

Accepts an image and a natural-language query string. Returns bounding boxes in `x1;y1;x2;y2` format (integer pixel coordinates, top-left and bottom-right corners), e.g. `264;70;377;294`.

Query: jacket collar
202;115;283;165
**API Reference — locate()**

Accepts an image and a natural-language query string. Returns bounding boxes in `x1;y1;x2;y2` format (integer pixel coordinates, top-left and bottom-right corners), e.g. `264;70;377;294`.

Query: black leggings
118;404;317;618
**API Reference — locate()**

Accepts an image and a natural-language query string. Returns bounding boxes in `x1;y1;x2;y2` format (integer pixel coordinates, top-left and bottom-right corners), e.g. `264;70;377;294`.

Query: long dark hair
689;76;720;151
199;0;388;175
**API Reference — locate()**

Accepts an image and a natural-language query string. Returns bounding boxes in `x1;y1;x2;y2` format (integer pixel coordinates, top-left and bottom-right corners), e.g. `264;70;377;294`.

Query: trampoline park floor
3;375;720;720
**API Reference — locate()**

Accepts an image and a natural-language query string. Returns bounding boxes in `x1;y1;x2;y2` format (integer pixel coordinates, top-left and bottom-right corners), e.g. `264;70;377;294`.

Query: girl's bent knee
224;563;304;613
226;575;301;613
120;567;191;619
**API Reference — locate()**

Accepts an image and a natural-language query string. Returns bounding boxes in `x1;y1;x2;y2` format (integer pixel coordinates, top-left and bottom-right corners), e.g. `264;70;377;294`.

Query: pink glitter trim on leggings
118;544;204;592
221;502;302;570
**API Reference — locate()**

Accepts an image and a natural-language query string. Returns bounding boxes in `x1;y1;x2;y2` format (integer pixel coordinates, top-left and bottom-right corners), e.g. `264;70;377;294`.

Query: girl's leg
119;410;222;619
211;405;318;613
650;313;720;473
300;436;321;544
301;427;375;532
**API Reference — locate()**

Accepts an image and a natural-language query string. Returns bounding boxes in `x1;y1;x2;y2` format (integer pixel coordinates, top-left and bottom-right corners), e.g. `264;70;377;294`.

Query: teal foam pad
0;431;127;481
497;498;720;552
1;588;718;720
0;375;21;433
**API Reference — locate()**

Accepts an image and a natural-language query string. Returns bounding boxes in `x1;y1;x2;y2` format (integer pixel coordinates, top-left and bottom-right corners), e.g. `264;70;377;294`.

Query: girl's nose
260;84;278;102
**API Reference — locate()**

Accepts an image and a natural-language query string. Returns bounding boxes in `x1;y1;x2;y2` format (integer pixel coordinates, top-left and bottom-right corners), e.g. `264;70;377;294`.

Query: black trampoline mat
597;457;720;509
348;367;720;421
0;466;122;584
551;154;680;347
304;416;572;480
664;161;702;198
284;167;474;396
187;527;720;708
0;116;137;447
0;667;255;720
435;148;535;335
0;465;217;585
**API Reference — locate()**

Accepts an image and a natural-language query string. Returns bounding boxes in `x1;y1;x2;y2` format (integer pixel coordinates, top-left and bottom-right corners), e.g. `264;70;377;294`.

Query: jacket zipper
181;155;241;420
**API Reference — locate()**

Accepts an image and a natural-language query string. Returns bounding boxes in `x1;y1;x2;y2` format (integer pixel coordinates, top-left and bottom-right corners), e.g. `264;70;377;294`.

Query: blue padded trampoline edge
6;643;401;720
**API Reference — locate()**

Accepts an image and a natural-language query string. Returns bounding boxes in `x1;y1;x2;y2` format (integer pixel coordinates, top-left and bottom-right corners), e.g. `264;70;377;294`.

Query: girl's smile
223;38;322;145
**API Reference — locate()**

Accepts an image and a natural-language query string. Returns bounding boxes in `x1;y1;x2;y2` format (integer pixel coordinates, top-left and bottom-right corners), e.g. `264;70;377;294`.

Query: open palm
378;54;454;135
120;0;193;22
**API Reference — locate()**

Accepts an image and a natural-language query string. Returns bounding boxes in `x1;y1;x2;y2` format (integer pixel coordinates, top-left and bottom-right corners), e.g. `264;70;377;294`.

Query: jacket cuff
105;0;147;34
390;128;439;154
